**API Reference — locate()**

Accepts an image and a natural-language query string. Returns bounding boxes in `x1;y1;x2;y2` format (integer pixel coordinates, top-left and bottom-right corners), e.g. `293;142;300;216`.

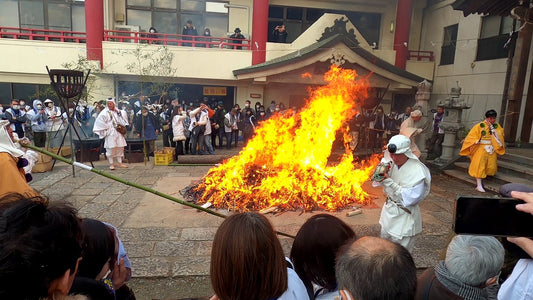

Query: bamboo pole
22;143;295;239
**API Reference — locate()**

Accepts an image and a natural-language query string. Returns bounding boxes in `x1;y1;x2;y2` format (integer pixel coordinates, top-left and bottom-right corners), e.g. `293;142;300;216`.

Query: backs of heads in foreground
290;213;356;298
0;193;82;299
77;218;116;280
445;235;504;286
210;212;288;300
336;236;417;300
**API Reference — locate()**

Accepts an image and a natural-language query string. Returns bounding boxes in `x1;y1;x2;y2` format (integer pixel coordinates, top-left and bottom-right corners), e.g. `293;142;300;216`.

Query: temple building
0;0;531;144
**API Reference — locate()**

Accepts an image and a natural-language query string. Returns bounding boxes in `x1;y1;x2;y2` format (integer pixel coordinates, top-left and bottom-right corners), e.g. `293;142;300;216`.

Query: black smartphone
454;196;533;237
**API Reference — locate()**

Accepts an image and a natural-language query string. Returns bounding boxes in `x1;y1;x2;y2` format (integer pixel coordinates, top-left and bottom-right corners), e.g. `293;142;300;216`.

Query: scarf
434;261;488;300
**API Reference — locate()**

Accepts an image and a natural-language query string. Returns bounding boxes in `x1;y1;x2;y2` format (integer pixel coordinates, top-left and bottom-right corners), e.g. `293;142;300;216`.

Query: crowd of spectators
0;96;296;162
3;105;533;299
3;187;533;299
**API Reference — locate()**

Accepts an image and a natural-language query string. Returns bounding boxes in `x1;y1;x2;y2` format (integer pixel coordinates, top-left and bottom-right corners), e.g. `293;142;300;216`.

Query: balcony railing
104;30;251;50
408;50;434;62
0;27;251;50
0;26;86;43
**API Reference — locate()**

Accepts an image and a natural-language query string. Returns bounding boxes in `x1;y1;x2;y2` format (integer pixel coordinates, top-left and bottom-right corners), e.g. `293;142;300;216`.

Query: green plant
122;44;178;100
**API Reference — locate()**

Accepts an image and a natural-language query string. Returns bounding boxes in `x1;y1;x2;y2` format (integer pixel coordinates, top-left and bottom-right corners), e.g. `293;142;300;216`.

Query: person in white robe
372;134;431;253
93;98;129;170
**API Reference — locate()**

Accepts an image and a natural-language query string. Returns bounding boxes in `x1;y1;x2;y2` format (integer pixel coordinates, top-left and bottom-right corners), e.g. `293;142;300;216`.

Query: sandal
118;164;128;168
109;165;115;170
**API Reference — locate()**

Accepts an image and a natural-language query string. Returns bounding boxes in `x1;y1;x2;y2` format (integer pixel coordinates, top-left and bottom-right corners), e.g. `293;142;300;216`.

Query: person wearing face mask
213;101;226;149
242;108;256;145
134;106;160;157
26;99;48;147
257;106;268;122
43;99;65;148
5;100;27;140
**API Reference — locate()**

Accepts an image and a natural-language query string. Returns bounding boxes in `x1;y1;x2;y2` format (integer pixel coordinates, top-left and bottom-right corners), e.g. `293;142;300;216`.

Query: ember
188;65;380;212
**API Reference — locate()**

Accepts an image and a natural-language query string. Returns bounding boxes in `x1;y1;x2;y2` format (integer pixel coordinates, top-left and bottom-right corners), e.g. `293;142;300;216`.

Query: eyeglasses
387;143;397;153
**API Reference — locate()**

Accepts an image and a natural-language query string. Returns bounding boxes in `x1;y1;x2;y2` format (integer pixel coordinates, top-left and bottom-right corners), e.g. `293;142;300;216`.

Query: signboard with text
203;86;227;96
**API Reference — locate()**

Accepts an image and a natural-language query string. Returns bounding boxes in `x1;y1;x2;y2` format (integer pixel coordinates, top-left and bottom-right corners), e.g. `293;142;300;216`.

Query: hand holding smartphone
454;196;533;237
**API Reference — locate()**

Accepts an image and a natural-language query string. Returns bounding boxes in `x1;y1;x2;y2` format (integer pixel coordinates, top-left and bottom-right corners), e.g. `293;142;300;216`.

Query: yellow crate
155;152;173;165
163;147;176;156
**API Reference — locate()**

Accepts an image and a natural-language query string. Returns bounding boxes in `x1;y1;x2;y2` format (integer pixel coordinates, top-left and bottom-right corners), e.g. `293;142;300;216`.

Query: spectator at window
200;28;212;48
229;27;245;49
182;20;198;47
273;24;288;43
148;27;158;44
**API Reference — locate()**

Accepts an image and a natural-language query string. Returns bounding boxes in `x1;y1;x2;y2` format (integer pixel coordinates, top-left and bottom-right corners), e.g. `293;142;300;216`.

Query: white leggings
106;147;124;164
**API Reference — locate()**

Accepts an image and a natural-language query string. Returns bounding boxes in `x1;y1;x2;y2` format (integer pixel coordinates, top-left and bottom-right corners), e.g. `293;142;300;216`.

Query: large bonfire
190;65;380;212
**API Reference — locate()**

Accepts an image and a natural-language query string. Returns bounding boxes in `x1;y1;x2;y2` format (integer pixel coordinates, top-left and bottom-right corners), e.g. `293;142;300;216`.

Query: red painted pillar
85;0;104;68
393;0;412;70
251;0;269;65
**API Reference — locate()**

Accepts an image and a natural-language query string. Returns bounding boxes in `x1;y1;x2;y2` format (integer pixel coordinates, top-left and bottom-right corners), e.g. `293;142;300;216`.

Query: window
440;24;458;65
476;16;514;61
126;0;228;38
4;0;85;31
0;82;55;105
268;6;380;46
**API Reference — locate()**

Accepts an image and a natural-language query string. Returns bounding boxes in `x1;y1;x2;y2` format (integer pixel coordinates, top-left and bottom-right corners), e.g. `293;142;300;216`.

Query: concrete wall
420;1;509;127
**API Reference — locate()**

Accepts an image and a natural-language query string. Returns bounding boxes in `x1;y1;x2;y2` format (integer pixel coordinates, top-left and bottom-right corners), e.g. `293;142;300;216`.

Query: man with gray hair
336;236;417;300
416;235;504;299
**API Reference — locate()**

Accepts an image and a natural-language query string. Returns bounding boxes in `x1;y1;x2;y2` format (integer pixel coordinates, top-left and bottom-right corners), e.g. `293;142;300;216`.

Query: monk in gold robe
0;120;40;199
459;109;505;192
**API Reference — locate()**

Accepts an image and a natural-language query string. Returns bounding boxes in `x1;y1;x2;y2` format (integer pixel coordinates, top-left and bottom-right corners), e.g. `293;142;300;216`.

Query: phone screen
454;196;533;237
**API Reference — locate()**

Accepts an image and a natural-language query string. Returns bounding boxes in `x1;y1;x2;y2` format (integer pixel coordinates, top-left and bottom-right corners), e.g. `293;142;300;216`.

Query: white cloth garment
0;120;24;157
93;107;129;149
498;259;533;300
377;155;431;240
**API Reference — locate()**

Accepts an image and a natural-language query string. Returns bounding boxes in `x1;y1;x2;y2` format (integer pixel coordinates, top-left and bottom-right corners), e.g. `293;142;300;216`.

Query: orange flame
194;65;380;212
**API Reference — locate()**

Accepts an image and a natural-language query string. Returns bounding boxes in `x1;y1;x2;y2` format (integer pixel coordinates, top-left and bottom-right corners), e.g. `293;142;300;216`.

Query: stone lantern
433;82;471;167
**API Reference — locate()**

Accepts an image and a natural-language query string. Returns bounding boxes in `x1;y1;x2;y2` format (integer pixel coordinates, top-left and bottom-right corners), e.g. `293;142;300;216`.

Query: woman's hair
77;218;116;279
171;105;181;120
210;212;288;300
0;193;83;299
290;214;355;298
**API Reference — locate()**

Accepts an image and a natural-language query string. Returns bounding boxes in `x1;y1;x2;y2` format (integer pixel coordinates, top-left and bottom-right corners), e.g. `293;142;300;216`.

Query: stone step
453;161;533;187
500;153;533;168
442;169;501;193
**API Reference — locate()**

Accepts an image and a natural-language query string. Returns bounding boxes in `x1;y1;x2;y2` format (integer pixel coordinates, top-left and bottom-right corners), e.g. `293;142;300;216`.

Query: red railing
0;26;251;50
408;50;434;62
104;30;251;50
0;26;87;43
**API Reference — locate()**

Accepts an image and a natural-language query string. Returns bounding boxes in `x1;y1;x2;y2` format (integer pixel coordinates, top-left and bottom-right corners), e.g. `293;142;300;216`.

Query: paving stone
117;228;140;242
78;201;112;218
172;256;211;276
90;193;121;206
123;241;155;258
130;257;174;277
139;228;183;241
195;241;213;256
180;227;217;241
71;188;102;196
154;241;198;256
128;276;211;300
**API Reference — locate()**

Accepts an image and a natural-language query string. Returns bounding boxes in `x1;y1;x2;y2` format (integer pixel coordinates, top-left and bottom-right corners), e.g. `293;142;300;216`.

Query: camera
454;196;533;237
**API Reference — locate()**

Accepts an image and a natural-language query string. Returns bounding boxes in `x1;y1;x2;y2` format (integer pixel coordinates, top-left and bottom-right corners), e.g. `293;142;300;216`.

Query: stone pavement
29;148;493;300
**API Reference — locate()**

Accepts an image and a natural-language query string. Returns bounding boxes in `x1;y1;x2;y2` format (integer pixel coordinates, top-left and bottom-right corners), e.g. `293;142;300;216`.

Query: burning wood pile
183;66;380;212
